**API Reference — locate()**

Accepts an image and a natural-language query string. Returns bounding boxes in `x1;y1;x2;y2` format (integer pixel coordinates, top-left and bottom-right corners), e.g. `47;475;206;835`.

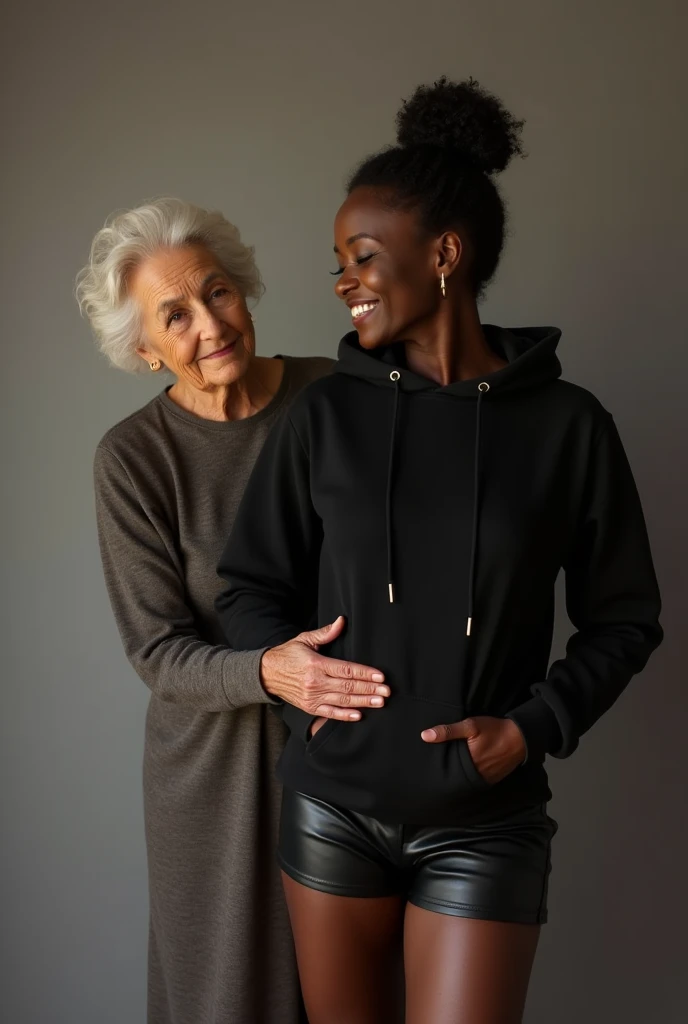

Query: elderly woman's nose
197;306;224;338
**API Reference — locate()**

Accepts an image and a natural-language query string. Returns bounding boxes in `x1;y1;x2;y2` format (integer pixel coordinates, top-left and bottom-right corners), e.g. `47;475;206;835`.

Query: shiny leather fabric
278;788;557;924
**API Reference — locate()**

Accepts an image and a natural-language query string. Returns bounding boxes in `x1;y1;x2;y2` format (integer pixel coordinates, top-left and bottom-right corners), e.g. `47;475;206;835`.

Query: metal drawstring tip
388;583;395;604
466;617;472;637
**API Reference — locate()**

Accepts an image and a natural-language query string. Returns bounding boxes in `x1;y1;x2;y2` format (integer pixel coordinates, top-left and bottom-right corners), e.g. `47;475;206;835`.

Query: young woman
216;79;662;1024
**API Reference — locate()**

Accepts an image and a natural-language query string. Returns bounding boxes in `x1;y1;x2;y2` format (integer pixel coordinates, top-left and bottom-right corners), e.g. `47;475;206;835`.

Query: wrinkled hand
260;616;390;722
421;716;526;785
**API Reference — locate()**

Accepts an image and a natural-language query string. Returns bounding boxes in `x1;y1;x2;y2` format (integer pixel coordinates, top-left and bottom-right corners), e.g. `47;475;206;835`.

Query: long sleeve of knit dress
94;444;271;711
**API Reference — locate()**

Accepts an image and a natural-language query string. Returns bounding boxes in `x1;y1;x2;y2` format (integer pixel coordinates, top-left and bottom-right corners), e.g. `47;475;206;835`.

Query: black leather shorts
278;787;557;924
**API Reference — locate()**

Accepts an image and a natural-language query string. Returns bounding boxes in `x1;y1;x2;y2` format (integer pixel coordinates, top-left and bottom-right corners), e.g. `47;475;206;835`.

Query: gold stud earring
150;360;161;372
440;272;446;298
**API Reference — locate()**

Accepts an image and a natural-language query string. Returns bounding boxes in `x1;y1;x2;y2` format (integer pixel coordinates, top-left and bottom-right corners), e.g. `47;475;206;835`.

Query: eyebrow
156;272;226;316
333;233;383;254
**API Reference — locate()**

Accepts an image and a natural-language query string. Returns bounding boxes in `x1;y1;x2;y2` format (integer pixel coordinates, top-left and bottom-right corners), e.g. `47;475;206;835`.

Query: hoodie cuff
507;695;562;763
281;703;317;743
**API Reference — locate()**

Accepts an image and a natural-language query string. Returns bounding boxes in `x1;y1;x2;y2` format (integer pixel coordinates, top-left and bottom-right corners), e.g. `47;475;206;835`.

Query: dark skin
286;186;537;1024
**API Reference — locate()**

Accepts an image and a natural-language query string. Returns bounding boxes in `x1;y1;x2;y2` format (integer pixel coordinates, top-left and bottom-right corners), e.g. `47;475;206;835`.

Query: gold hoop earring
150;360;161;372
440;272;446;298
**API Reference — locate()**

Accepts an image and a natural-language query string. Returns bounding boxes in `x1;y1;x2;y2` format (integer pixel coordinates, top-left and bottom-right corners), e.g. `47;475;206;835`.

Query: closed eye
330;252;379;276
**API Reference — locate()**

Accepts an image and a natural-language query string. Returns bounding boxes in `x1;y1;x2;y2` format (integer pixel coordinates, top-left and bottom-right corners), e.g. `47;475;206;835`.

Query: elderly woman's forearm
127;635;277;711
95;446;278;712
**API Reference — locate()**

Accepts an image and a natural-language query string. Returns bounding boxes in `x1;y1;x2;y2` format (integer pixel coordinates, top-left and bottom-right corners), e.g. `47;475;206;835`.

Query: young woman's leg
278;788;407;1022
404;905;540;1024
402;799;555;1023
282;874;404;1024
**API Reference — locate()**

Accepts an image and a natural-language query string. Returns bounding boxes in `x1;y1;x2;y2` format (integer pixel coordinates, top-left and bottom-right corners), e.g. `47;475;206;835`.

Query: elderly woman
77;198;390;1024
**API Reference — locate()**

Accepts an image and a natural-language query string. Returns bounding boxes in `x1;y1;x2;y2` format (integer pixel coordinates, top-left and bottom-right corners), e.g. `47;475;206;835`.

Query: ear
435;231;463;278
135;345;160;369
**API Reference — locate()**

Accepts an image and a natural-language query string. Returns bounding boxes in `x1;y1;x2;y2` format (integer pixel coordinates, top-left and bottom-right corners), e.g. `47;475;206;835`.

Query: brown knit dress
93;356;332;1023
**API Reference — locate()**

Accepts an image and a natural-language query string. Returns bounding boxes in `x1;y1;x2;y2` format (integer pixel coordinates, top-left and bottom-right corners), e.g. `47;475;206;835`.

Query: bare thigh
404;903;541;1024
281;872;405;1024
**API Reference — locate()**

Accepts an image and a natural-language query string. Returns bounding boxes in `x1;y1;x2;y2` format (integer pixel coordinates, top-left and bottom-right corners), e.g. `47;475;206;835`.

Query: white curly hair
76;197;264;373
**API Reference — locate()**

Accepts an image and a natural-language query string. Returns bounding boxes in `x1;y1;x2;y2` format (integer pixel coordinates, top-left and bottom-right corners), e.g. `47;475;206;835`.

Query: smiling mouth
203;340;238;360
350;301;379;321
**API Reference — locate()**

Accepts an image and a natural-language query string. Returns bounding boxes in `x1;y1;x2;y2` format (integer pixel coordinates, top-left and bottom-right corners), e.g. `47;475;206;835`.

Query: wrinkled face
333;186;444;349
132;244;254;389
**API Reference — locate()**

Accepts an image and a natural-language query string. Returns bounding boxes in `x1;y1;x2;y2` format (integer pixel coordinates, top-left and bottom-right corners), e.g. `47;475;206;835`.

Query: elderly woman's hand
260;616;389;720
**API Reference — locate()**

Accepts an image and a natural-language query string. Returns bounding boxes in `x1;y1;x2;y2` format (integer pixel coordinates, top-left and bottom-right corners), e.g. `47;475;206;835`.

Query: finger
318;692;387;709
315;705;363;722
320;672;390;696
324;658;386;686
421;718;476;743
300;615;346;648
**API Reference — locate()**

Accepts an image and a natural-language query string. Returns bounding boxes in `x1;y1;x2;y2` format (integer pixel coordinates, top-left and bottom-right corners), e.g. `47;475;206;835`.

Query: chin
220;361;250;386
356;328;392;350
208;348;251;385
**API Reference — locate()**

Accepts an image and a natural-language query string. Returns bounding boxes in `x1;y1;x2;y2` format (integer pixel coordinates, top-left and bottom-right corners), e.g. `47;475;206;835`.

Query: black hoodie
216;327;662;824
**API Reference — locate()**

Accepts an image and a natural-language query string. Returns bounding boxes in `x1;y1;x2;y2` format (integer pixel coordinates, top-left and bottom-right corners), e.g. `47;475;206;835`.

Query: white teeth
351;302;377;319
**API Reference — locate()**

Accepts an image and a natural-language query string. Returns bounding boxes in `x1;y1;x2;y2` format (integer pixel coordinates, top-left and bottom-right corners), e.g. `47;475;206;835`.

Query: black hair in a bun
347;77;525;295
396;76;524;174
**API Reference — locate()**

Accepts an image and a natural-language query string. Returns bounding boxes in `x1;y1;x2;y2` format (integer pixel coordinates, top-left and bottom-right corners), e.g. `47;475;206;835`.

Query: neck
403;294;507;386
168;357;285;422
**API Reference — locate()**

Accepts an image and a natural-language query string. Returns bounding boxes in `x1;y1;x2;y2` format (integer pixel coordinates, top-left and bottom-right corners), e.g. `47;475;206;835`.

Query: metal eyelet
478;382;490;393
390;371;401;382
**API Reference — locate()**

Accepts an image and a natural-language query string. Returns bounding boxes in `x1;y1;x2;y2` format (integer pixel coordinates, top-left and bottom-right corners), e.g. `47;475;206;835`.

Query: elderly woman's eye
210;287;230;301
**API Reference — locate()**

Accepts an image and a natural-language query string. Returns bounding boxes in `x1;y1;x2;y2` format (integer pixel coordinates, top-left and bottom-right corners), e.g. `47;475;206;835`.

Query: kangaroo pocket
303;695;491;822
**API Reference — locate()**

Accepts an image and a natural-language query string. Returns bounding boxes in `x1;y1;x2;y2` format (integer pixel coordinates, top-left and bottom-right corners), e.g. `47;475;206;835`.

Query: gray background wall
2;0;686;1021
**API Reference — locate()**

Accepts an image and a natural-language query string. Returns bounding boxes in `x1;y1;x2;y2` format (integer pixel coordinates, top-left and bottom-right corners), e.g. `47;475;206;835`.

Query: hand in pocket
308;716;328;739
420;716;527;784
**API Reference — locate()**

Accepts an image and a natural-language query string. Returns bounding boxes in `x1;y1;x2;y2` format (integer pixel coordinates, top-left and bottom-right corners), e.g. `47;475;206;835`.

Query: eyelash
330;252;378;277
167;288;229;326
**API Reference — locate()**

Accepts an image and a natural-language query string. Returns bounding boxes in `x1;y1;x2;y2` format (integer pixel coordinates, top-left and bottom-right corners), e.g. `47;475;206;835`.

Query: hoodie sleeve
216;409;322;654
215;411;323;739
507;413;663;761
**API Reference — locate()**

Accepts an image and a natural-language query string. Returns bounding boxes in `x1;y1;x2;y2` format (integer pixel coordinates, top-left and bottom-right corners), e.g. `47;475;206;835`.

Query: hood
334;324;562;396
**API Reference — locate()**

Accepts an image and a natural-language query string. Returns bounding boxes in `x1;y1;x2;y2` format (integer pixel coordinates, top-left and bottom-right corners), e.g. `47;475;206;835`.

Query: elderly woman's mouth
202;340;238;360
